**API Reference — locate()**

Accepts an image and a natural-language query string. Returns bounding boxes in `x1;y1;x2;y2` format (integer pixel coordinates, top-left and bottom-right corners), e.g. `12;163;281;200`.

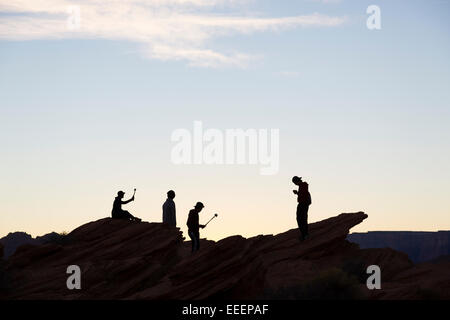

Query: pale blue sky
1;0;449;239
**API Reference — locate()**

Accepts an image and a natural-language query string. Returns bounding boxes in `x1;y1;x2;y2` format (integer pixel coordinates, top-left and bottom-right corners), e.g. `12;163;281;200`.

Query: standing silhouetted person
111;191;141;222
162;190;177;227
292;176;312;241
186;202;205;253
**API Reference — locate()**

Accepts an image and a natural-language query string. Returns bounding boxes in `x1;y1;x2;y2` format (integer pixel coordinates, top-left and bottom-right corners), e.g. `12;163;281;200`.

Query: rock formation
0;231;63;259
347;231;450;263
1;212;449;300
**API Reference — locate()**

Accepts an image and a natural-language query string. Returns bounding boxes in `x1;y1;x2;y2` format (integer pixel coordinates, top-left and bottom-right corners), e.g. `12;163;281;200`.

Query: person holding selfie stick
111;188;141;222
186;202;206;253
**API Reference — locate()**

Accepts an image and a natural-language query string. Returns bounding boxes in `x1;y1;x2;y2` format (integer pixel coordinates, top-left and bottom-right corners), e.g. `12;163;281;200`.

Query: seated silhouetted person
292;176;312;241
111;191;141;222
162;190;176;227
186;202;205;253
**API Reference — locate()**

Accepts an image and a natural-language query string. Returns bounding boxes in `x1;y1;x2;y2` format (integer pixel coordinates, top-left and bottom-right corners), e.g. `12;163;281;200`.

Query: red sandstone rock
1;212;449;300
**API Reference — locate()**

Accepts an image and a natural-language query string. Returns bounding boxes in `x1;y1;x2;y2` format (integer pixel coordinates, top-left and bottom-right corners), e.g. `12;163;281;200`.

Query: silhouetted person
186;202;205;253
162;190;177;227
111;191;141;222
292;176;312;241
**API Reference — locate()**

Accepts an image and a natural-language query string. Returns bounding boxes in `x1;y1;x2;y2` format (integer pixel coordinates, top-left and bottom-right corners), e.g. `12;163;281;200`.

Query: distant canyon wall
347;231;450;263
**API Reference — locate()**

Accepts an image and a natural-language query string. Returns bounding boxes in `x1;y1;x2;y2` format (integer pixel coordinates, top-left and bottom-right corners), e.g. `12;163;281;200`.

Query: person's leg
303;206;309;237
123;210;141;222
113;211;129;220
122;210;134;220
298;205;309;240
188;230;196;253
296;204;302;239
297;204;308;240
299;213;307;239
194;231;200;251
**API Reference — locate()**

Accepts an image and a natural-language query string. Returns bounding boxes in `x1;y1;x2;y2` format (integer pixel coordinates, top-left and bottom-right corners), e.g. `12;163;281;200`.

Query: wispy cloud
0;0;347;68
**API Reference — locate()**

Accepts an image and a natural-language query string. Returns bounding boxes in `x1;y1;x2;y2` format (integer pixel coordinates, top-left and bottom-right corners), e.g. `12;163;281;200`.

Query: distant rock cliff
347;231;450;263
0;231;63;259
1;212;449;300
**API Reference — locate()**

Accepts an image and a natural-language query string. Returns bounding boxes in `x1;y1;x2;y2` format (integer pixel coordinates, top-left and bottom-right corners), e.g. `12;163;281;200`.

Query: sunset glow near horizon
1;0;449;241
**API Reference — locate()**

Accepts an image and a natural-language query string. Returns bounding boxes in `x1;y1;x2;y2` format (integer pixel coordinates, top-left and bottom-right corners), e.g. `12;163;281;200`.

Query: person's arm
170;202;176;225
169;201;175;215
121;196;134;204
166;202;175;225
162;203;168;223
187;212;192;228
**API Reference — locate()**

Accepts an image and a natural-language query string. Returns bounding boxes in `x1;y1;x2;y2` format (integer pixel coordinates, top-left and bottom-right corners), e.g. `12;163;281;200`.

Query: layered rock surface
1;212;449;300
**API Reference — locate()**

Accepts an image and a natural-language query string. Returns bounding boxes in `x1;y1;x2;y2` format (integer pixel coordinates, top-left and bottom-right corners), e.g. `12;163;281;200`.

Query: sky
1;0;449;241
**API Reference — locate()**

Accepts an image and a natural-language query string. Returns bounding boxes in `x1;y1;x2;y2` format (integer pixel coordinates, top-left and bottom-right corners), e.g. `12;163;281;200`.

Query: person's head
167;190;175;199
117;190;125;199
292;176;302;186
194;202;204;213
